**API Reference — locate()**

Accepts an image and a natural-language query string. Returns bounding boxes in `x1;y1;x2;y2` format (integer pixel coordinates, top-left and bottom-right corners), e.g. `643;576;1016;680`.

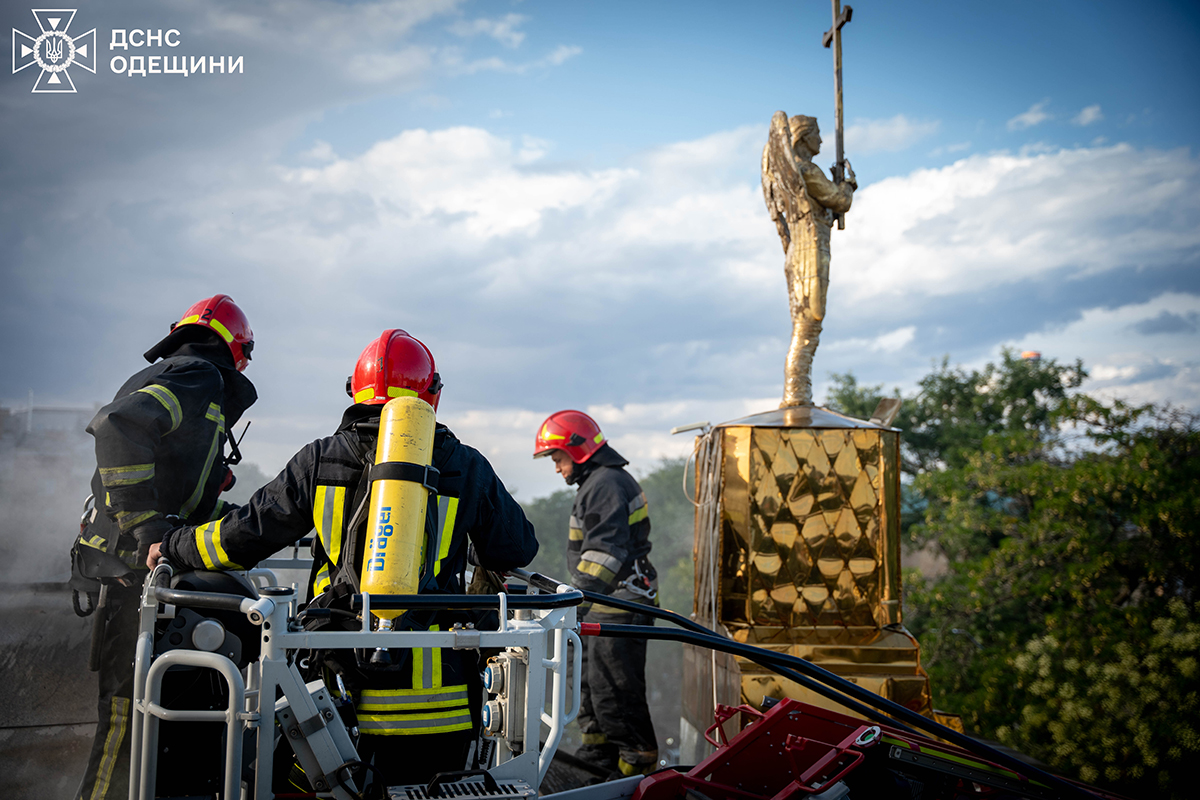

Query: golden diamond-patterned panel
717;420;902;638
688;408;927;732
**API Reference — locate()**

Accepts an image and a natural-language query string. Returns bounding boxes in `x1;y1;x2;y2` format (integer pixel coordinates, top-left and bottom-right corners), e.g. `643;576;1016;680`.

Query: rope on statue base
683;426;723;713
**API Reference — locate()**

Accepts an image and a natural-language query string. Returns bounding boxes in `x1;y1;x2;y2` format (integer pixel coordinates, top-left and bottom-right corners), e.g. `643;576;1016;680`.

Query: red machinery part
630;698;1119;800
637;699;877;800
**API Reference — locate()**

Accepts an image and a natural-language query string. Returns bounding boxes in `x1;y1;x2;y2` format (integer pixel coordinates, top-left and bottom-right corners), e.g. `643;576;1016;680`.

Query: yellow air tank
360;395;437;626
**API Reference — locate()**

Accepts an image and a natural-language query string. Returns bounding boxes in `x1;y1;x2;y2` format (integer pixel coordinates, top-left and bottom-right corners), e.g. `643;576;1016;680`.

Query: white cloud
845;115;940;154
449;13;527;48
826;326;916;354
930;141;971;157
1073;104;1104;126
446;397;775;500
836;143;1200;306
278;126;633;239
201;0;462;45
347;46;435;84
545;45;582;66
34;121;1200;497
444;44;582;75
1002;293;1200;409
302;140;336;162
1007;99;1052;130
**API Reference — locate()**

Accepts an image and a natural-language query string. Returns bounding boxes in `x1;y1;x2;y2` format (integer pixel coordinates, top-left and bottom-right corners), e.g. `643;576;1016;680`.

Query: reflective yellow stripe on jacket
357;624;471;736
136;384;183;432
179;404;225;519
98;462;155;488
315;486;471;736
628;492;649;525
193;518;243;570
311;484;347;596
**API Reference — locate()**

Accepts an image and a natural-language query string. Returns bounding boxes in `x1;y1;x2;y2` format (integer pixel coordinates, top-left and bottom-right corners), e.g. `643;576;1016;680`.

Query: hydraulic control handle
509;567;565;595
153;588;274;626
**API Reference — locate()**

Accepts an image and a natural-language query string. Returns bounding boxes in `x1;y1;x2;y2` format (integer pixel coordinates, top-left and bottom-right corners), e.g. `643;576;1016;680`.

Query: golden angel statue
762;111;856;407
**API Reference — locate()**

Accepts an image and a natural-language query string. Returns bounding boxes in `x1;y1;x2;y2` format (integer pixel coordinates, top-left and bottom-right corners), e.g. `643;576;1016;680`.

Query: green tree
521;488;574;579
838;354;1200;797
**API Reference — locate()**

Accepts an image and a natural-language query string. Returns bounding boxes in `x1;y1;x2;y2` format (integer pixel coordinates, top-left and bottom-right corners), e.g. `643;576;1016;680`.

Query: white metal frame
129;565;581;800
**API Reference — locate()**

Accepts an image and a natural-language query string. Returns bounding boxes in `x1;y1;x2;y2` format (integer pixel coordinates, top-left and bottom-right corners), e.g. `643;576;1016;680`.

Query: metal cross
823;1;853;229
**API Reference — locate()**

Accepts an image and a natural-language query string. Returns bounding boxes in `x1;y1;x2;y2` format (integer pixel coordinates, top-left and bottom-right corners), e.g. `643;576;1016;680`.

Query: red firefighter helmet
533;410;606;464
347;329;442;410
168;294;254;371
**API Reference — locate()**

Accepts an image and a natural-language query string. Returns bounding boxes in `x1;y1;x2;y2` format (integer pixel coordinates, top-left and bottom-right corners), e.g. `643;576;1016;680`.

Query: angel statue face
789;116;822;158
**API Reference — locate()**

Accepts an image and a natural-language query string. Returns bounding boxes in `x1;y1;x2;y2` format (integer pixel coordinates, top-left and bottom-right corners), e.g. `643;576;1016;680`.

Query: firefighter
74;294;257;800
533;410;659;777
148;329;538;788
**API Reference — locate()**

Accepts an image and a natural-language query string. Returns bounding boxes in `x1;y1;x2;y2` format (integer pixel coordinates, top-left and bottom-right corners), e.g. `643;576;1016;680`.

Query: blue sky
2;0;1198;500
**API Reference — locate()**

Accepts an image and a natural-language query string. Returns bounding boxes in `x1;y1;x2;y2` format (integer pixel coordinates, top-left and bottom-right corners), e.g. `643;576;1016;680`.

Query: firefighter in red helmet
72;294;258;800
534;410;659;777
149;329;538;791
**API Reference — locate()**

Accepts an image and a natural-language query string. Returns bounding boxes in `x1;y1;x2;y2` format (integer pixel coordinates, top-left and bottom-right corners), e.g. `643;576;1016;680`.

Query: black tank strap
369;461;440;493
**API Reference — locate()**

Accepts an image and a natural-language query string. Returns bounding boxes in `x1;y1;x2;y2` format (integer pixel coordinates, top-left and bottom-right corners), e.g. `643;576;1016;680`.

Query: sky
2;0;1198;502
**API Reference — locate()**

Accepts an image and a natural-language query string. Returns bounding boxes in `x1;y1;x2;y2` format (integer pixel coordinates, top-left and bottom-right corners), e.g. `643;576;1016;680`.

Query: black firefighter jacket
160;403;539;737
84;351;257;571
568;444;656;615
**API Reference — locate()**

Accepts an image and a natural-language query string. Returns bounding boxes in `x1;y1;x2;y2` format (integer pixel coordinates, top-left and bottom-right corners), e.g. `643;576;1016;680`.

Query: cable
583;623;1101;800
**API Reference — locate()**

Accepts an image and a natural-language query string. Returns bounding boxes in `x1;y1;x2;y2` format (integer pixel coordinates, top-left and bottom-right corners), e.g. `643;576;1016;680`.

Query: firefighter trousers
577;608;658;776
75;583;141;800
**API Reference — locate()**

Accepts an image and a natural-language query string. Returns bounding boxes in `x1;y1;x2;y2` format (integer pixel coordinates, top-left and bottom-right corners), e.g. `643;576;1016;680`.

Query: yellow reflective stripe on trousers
136;384;183;432
195;518;243;570
99;462;155;488
179;412;225;519
358;685;469;711
88;696;130;800
356;707;472;735
432;496;459;577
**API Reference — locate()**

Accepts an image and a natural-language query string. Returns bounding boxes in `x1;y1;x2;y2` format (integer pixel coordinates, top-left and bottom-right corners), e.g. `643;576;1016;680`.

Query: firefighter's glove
132;517;174;566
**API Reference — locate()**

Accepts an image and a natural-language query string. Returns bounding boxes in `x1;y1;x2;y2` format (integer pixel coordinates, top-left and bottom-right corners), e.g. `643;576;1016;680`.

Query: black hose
516;570;921;731
591;623;1099;800
514;569;715;635
600;607;920;732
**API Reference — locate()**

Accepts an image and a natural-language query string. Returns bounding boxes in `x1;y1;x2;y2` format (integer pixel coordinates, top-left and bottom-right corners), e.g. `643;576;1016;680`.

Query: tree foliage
827;354;1200;797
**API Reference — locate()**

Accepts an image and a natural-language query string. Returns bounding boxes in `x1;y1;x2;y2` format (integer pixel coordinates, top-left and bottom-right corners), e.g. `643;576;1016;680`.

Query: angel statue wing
761;110;814;255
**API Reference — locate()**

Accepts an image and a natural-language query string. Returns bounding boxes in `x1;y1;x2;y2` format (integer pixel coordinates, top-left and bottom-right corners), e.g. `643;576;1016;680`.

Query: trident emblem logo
45;36;63;63
11;9;96;93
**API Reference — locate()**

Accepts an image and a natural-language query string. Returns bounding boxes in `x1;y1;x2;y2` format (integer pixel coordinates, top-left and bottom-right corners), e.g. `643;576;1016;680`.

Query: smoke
0;406;96;584
0;402;279;586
